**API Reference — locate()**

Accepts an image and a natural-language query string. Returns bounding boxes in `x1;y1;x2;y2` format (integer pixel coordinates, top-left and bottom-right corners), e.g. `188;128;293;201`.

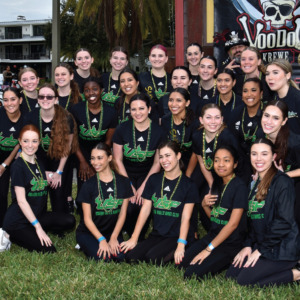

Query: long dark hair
157;140;185;171
169;87;195;126
263;100;289;169
251;138;277;202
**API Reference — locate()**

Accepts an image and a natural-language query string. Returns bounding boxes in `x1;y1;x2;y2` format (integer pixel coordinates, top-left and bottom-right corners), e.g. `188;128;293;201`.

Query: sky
0;0;52;22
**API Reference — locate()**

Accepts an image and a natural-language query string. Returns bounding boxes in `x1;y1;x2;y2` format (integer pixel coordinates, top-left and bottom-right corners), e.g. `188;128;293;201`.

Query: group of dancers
0;43;300;288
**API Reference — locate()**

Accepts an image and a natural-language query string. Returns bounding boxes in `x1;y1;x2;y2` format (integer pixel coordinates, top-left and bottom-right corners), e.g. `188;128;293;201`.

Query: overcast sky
0;0;52;22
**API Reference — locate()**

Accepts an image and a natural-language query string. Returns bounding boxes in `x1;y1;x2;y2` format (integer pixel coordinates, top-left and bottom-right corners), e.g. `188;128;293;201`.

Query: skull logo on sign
260;0;297;28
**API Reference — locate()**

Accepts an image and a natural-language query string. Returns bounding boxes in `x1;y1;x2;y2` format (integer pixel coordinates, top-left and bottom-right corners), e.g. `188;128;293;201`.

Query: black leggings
125;234;178;265
6;212;75;253
0;166;10;227
226;257;296;287
179;235;240;280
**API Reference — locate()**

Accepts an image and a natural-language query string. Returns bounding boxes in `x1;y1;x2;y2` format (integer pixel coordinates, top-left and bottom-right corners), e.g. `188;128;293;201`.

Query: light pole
52;0;60;82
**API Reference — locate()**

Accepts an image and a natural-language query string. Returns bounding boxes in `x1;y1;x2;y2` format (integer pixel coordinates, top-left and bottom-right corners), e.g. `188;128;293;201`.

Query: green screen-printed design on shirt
102;91;120;106
248;199;265;219
30;177;48;193
79;125;108;140
211;205;228;218
95;194;123;211
123;143;155;162
0;132;18;151
151;193;181;210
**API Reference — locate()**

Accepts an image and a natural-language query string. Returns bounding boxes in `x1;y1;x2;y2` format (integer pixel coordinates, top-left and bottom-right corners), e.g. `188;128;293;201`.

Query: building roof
0;37;46;43
0;19;51;26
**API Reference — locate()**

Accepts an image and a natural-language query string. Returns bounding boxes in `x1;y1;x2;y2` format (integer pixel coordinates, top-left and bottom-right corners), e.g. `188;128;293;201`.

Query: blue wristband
31;219;39;226
208;243;215;250
56;170;63;175
98;236;106;243
18;149;22;153
177;238;187;245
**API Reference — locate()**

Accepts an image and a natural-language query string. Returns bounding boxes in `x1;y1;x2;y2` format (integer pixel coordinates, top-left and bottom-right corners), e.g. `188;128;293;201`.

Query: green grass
1;187;300;299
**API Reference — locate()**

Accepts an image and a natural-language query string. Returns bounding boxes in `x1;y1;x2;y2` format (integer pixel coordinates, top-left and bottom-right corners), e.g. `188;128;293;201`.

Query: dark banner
214;0;300;83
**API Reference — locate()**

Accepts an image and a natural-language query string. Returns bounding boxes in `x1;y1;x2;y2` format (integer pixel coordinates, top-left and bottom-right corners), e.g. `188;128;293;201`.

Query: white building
0;17;52;80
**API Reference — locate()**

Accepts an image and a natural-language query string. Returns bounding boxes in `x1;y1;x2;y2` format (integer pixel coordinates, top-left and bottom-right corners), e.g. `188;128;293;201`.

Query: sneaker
75;244;81;250
0;228;11;252
67;200;74;214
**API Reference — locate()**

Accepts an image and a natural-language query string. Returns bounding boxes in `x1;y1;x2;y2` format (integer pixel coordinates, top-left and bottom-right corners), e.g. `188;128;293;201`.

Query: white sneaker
75;244;80;250
0;228;11;252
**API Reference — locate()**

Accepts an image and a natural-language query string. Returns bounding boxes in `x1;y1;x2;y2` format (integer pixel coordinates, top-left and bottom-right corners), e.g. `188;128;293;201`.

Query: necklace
241;106;260;142
171;115;186;148
217;91;236;111
247;178;260;216
220;174;236;200
133;119;152;162
150;70;168;99
161;171;182;200
202;130;219;170
58;89;71;110
96;171;117;213
22;90;38;112
39;109;51;152
102;73;121;104
120;97;129;123
86;101;103;137
244;71;262;82
20;154;47;191
198;79;217;98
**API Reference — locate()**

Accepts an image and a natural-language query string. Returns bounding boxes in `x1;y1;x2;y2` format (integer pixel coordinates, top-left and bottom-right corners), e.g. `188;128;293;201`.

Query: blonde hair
242;46;266;74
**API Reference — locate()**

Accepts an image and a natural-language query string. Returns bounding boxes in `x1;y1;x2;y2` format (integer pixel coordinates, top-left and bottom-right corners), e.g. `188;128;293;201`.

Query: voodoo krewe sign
213;0;300;82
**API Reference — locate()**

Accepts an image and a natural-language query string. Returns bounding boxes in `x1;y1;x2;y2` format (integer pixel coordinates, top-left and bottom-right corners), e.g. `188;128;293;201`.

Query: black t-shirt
208;176;248;245
58;93;80;112
142;172;200;238
229;103;263;156
0;108;23;161
76;173;133;237
207;92;243;125
113;119;163;177
71;101;117;162
3;157;48;231
161;113;199;167
194;83;219;101
275;86;300;134
191;74;200;87
138;71;172;103
73;69;91;94
101;72;121;107
20;90;39;116
285;131;300;173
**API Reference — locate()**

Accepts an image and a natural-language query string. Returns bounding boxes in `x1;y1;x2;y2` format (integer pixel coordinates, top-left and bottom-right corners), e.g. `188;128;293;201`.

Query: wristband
1;163;7;169
98;236;106;243
31;219;39;226
18;149;22;153
177;238;187;245
56;170;63;175
208;243;215;251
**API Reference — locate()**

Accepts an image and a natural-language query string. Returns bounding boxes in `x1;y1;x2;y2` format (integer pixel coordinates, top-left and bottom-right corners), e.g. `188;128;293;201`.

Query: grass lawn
1;187;300;299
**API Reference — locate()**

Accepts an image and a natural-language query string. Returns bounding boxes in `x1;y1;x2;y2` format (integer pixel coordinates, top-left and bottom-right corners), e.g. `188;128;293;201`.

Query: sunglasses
38;95;55;100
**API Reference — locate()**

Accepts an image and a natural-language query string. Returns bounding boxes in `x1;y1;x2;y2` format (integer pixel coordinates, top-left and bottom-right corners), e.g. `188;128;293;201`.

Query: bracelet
31;219;39;226
1;163;7;169
205;248;211;252
56;170;63;175
177;238;187;245
208;243;215;251
98;236;106;243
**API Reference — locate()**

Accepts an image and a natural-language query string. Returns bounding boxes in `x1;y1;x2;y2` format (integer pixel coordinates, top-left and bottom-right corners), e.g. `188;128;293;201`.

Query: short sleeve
10;161;26;188
76;178;94;204
142;175;156;200
231;181;248;210
184;181;200;204
112;124;125;145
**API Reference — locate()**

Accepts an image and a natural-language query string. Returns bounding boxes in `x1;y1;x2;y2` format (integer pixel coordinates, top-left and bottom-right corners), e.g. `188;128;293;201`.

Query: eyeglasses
38;95;55;100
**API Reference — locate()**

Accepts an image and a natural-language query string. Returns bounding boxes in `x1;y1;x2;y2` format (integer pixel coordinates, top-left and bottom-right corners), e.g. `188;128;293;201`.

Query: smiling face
168;92;189;117
149;48;168;70
261;105;287;137
216;73;235;95
130;100;150;124
241;50;261;75
18;71;39;93
3;90;22;116
110;51;128;72
198;58;217;81
250;143;275;178
186;45;203;66
228;44;247;60
119;72;139;97
171;69;192;89
75;50;94;71
19;130;40;158
38;87;57;111
159;146;181;173
90;148;112;174
200;108;223;134
84;82;102;105
54;66;73;88
213;148;237;181
265;64;290;93
242;81;262;108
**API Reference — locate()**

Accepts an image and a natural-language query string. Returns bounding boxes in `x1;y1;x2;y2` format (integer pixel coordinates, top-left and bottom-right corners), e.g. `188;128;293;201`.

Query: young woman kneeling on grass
0;125;75;253
178;145;248;280
120;140;199;265
226;138;300;287
76;143;133;261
